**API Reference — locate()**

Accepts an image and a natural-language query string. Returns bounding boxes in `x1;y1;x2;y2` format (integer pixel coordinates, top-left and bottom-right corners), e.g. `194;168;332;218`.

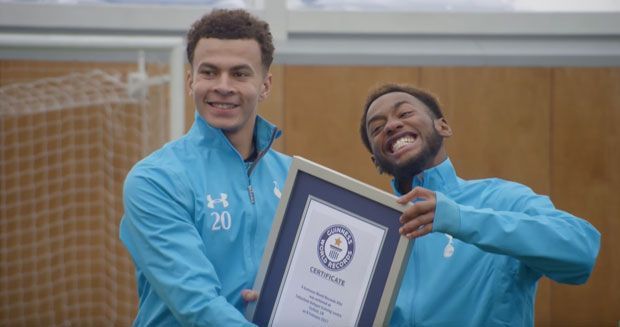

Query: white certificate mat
271;197;387;326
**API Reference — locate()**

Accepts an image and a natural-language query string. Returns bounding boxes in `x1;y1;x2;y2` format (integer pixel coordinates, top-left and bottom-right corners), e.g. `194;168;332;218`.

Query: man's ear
186;69;193;96
370;155;384;175
435;117;453;138
259;72;272;102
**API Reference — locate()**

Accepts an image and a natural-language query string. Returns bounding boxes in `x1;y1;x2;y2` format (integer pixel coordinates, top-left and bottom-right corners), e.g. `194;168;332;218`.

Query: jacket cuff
433;191;461;236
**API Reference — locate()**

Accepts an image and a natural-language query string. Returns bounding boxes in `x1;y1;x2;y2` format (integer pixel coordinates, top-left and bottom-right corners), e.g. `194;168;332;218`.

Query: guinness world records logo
317;224;355;271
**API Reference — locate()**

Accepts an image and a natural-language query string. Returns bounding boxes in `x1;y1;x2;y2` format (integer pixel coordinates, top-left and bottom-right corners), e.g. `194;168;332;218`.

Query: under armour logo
207;193;229;209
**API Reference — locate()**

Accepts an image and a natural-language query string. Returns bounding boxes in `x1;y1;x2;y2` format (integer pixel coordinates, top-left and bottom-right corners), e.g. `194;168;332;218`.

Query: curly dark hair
186;9;274;71
360;83;444;152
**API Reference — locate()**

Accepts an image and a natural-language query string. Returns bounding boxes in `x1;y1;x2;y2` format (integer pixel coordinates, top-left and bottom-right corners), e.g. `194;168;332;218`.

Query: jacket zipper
247;184;255;204
246;128;279;204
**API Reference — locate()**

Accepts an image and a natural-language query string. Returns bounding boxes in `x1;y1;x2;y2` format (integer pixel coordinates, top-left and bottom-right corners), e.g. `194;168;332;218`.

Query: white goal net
0;35;185;326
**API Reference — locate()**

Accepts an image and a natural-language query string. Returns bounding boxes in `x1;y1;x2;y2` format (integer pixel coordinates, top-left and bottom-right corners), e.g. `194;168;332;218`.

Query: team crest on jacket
273;181;281;199
317;224;355;271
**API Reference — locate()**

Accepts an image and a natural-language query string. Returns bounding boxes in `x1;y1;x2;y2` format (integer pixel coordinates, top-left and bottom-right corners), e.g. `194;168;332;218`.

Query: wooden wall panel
419;67;552;194
283;66;419;192
420;67;553;326
260;65;285;151
551;68;620;326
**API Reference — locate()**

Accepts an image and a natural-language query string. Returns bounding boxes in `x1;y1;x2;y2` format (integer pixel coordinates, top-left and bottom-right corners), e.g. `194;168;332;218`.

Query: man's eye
371;125;383;135
234;71;250;78
399;111;413;118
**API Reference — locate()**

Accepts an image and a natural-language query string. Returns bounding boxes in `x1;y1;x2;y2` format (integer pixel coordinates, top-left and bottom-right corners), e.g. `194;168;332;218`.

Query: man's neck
225;127;255;161
394;151;449;194
396;175;414;194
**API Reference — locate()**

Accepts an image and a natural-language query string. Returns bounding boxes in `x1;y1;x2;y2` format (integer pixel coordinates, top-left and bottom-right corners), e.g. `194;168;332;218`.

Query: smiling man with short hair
120;9;291;326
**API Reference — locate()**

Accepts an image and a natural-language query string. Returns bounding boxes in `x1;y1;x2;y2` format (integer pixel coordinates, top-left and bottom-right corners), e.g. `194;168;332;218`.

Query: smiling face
187;38;271;139
365;92;451;180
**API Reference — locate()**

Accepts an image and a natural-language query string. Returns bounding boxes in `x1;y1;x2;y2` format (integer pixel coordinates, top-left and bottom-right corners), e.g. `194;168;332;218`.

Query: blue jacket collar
187;112;281;155
391;158;459;195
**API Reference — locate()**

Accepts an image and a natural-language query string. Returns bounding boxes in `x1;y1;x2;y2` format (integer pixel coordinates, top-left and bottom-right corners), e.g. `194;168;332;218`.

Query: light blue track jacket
390;159;600;326
120;114;291;326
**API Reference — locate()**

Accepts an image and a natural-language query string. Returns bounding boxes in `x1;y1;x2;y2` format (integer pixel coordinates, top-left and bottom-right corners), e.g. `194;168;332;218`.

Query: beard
373;127;443;179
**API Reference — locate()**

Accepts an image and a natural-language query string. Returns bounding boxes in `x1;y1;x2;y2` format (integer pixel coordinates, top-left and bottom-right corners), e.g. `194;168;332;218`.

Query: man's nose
214;74;234;95
384;117;403;135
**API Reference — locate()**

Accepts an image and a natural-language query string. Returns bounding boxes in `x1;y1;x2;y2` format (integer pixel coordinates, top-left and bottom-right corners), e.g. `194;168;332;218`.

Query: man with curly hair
120;9;290;326
360;83;600;326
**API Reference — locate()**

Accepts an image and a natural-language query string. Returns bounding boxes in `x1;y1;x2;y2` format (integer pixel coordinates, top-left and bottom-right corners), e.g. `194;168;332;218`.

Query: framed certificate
246;156;413;327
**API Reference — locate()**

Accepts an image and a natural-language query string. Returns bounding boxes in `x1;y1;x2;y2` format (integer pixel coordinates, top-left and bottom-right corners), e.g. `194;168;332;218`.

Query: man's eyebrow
366;114;385;127
196;63;254;72
391;100;410;110
231;65;258;76
197;63;217;70
367;99;411;125
230;64;253;71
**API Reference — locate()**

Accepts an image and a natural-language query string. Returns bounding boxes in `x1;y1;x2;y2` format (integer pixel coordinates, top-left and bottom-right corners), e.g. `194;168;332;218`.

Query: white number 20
211;211;231;231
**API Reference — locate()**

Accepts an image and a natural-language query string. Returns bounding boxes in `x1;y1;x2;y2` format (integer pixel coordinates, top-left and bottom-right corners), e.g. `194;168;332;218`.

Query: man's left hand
397;186;437;239
241;289;258;303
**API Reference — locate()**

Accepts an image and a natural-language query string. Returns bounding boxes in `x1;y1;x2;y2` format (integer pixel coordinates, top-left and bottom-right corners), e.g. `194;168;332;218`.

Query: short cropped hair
186;9;274;71
360;83;444;152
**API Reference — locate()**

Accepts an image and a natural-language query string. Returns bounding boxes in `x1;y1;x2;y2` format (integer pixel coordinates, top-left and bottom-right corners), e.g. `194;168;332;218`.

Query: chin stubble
375;129;443;179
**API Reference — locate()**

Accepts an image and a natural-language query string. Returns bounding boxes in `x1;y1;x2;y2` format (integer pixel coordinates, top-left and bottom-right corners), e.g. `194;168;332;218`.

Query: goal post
0;33;186;140
0;33;186;326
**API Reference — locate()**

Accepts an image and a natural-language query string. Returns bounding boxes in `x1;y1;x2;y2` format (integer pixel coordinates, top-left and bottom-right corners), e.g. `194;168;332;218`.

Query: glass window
0;0;259;8
288;0;620;12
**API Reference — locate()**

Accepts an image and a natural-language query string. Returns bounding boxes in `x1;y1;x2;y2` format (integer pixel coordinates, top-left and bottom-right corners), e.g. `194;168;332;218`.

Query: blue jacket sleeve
432;183;601;284
120;167;255;326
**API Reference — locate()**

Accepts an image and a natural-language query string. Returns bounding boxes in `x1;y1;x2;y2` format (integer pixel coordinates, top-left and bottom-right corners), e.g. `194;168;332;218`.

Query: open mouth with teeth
207;101;239;110
387;133;419;154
